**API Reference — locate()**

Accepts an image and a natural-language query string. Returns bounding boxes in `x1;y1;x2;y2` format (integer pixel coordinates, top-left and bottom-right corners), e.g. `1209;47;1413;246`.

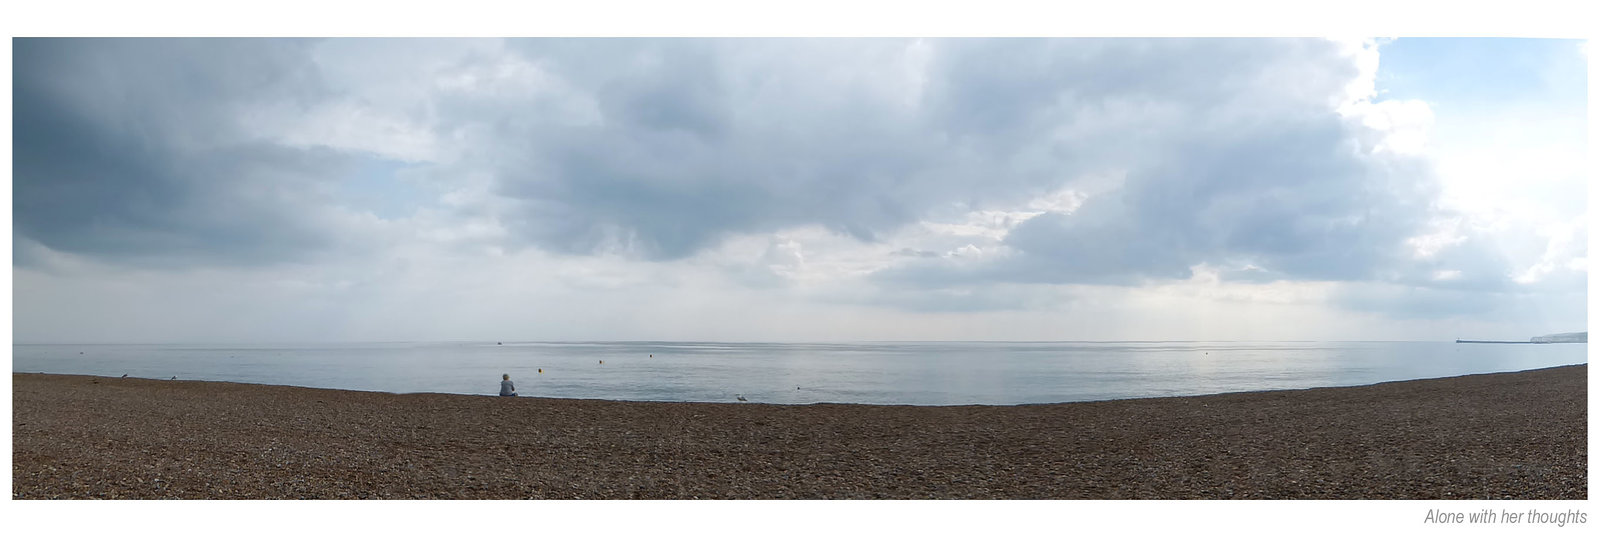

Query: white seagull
735;394;748;402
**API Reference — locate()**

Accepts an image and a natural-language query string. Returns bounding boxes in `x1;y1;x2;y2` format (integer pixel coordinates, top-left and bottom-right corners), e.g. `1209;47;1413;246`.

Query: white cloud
1512;215;1589;285
1349;98;1434;154
258;100;445;163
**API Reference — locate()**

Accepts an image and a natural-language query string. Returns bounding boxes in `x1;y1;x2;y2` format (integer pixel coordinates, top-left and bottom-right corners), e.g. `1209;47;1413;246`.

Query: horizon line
11;338;1497;346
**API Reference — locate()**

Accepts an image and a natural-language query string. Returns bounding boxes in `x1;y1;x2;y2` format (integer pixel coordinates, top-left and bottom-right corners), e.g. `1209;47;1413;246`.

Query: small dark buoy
497;342;502;345
538;369;543;373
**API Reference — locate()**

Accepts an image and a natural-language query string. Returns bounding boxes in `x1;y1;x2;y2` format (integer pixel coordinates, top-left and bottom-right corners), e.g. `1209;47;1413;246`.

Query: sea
10;341;1588;406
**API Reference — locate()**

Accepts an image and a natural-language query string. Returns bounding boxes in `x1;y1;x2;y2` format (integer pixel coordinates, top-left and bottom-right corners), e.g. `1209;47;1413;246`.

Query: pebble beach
11;365;1586;499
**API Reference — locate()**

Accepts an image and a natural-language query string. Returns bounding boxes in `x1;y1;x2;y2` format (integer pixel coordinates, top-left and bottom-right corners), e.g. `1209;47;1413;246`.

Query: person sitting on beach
500;374;517;397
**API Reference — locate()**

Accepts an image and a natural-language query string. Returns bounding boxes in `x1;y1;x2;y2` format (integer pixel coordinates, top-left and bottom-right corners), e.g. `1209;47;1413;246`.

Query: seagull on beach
122;374;128;378
736;394;748;402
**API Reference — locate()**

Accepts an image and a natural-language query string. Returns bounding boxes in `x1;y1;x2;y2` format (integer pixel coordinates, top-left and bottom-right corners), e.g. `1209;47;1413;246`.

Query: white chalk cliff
1530;332;1587;344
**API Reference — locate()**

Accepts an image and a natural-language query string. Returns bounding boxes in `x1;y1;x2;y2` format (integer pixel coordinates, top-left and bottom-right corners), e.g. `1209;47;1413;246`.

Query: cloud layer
11;38;1586;341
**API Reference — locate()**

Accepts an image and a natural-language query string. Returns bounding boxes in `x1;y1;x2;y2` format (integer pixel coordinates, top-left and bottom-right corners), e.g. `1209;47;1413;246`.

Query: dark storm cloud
13;38;353;267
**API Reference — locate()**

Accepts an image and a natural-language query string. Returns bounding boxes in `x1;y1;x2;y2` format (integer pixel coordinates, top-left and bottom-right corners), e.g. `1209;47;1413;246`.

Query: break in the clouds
11;38;1587;342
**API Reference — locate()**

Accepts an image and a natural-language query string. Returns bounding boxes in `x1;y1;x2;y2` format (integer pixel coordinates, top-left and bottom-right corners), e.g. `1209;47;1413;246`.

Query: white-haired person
499;373;518;397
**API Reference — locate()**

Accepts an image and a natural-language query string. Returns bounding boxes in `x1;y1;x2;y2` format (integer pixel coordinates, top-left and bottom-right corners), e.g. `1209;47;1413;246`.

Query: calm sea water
10;341;1588;405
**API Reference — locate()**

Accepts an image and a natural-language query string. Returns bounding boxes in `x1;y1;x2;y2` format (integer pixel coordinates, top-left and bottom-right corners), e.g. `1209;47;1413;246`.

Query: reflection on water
11;341;1588;405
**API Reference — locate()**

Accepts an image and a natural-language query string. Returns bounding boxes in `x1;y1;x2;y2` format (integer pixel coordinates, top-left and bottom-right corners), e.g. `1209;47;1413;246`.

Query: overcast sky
10;38;1588;343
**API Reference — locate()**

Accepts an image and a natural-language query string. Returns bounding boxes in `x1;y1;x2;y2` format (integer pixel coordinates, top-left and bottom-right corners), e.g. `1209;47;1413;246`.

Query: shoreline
12;363;1586;406
13;365;1587;499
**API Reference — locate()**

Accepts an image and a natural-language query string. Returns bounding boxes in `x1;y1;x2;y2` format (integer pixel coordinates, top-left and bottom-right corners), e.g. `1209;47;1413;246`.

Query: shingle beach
12;365;1586;499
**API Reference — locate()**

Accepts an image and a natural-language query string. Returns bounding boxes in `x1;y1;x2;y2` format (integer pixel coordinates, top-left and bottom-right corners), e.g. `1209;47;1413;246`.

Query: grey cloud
13;38;365;267
1332;284;1504;320
892;248;941;258
14;37;1543;307
468;39;1056;258
870;41;1457;291
471;38;1435;271
16;39;327;145
887;128;1439;289
1390;234;1517;292
1331;282;1584;322
16;38;1412;272
588;42;729;138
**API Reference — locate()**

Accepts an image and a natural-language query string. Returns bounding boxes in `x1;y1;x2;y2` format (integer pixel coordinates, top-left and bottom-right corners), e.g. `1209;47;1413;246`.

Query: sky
9;37;1590;343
